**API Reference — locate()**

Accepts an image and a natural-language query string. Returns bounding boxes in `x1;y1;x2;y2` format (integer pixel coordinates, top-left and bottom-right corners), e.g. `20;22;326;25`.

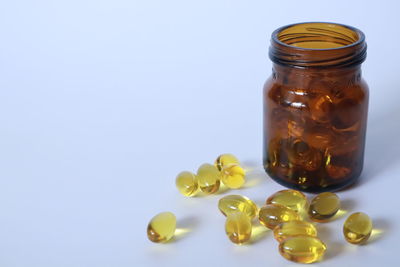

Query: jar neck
269;22;367;68
272;64;362;87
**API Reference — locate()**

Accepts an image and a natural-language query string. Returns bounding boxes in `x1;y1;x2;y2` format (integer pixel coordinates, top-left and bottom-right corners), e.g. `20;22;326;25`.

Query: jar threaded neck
269;22;367;68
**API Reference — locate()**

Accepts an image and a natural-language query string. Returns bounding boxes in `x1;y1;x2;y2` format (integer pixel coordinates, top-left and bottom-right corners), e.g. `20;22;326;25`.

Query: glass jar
263;22;369;192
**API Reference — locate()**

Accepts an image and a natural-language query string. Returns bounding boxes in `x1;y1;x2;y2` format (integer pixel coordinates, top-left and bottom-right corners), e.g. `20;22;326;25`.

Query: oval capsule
259;204;300;229
197;163;220;194
266;189;307;212
279;235;326;264
218;194;258;219
225;212;252;244
175;171;198;197
221;164;246;189
147;212;176;243
343;212;373;244
215;153;239;171
274;220;317;242
308;192;340;222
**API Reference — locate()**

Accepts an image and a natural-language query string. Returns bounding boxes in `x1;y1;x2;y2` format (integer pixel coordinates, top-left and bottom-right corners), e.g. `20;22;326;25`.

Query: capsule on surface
147;212;176;243
273;220;317;242
279;235;326;264
218;194;258;219
215;154;239;171
259;204;300;229
225;212;252;244
266;189;307;212
343;212;373;244
308;192;340;222
221;164;246;189
175;171;198;197
197;163;220;194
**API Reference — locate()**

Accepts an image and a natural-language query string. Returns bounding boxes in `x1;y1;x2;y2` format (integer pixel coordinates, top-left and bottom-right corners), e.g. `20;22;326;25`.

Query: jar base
264;167;360;193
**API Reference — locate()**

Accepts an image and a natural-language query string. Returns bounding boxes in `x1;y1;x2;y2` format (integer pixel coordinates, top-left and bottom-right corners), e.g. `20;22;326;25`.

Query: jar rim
272;22;365;51
269;22;367;68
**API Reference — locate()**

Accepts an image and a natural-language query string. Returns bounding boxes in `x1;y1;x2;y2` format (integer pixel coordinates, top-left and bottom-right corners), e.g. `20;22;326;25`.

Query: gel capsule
197;163;220;194
266;189;307;212
273;220;317;242
218;194;258;219
215;154;239;171
343;212;372;244
175;171;198;197
259;204;300;229
147;212;176;243
221;164;246;189
279;236;326;264
309;94;334;123
225;212;252;244
308;192;340;222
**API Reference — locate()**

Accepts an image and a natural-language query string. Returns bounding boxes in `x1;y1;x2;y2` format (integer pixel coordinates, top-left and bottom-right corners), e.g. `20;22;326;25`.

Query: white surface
0;0;399;266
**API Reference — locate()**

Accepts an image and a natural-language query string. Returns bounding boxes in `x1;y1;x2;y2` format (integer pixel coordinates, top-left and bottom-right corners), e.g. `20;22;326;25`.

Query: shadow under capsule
246;223;270;245
365;217;390;245
242;168;268;188
316;224;349;261
167;216;200;243
214;183;230;195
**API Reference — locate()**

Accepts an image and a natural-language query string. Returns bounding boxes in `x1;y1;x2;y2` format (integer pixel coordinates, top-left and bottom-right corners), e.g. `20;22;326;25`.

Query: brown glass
263;22;369;192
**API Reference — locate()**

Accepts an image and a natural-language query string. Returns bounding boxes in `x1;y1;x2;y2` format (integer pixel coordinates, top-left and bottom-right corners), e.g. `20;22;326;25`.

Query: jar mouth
270;22;367;68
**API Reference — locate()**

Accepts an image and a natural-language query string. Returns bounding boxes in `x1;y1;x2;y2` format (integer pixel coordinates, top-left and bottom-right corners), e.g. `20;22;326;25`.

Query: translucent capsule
197;163;220;194
309;94;334;123
225;212;252;244
147;212;176;243
343;212;372;244
259;204;300;229
221;164;246;189
326;163;351;179
266;189;307;212
332;98;362;131
266;137;288;169
308;192;340;222
325;152;352;179
288;119;305;138
273;220;317;242
279;236;326;264
175;171;198;197
288;139;322;171
215;154;239;171
306;126;334;150
218;194;258;219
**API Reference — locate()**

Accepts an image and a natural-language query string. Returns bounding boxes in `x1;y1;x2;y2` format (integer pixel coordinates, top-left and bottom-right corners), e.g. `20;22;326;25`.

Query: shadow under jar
263;22;369;193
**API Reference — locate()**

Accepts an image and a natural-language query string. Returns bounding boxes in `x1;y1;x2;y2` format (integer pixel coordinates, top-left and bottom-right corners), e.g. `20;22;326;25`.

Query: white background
0;0;399;266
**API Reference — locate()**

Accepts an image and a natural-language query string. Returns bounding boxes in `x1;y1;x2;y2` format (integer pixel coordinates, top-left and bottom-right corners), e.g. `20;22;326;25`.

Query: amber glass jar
263;22;369;192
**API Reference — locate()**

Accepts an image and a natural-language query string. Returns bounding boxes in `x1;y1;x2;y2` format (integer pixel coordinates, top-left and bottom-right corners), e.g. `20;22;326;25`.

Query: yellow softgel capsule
266;189;307;212
225;211;252;244
175;171;198;197
197;163;220;194
273;220;317;242
259;204;300;229
279;235;326;264
215;153;239;171
218;194;258;219
221;164;246;189
343;212;373;244
147;212;176;243
308;192;340;222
